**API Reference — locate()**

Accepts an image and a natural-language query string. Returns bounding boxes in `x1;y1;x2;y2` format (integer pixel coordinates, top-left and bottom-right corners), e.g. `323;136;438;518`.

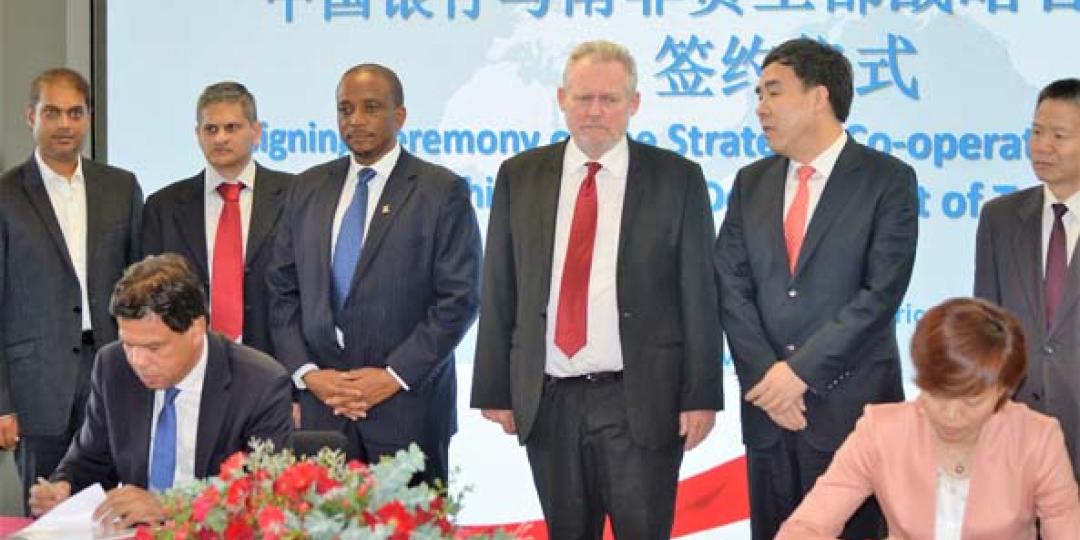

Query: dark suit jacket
51;333;294;492
142;164;293;354
267;150;481;450
975;185;1080;481
470;139;723;449
0;156;142;436
715;138;917;451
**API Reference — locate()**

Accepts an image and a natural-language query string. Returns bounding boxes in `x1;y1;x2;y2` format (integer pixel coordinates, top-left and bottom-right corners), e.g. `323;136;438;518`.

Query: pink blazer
776;401;1080;540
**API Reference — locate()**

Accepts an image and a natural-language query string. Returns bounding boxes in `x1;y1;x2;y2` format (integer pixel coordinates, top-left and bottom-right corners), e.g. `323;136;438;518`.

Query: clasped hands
304;367;401;420
30;480;164;530
746;361;809;431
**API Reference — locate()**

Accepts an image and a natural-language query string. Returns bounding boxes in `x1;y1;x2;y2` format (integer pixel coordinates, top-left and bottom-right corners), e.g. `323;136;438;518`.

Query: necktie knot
164;387;180;404
1052;203;1068;220
216;182;244;203
359;167;377;184
796;165;815;184
585;161;601;177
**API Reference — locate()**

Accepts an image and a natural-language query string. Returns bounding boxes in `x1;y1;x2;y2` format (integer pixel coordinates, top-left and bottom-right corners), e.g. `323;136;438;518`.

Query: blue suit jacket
51;333;294;492
268;150;481;450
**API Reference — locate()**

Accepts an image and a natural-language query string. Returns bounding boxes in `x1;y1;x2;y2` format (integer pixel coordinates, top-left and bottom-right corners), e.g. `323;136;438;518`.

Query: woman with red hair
776;297;1080;539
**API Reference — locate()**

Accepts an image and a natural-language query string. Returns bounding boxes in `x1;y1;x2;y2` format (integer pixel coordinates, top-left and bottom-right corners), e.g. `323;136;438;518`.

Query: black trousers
746;430;885;540
15;339;96;515
525;376;683;540
297;390;449;488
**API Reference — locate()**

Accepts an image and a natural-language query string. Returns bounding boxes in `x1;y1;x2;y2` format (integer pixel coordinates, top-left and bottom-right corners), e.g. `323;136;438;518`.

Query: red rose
224;518;254;540
134;525;154;540
192;486;221;521
219;451;247;482
258;505;287;540
226;477;252;507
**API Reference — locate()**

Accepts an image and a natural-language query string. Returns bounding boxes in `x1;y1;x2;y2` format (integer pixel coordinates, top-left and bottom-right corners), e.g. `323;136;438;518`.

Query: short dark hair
29;68;91;108
912;298;1027;411
197;81;258;123
762;38;853;123
110;254;208;333
1036;78;1080;108
339;64;405;108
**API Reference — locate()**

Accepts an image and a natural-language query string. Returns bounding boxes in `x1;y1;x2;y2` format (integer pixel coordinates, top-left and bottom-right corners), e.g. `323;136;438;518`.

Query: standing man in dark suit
472;40;722;540
28;254;293;527
142;82;292;357
715;38;918;540
267;64;481;486
975;78;1080;484
0;68;143;508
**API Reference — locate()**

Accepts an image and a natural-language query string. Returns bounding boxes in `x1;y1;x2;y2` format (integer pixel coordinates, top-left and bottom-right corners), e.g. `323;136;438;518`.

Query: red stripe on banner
458;455;750;539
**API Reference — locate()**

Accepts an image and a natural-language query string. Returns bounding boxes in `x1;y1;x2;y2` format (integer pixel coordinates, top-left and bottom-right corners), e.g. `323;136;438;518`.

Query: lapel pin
381;204;391;215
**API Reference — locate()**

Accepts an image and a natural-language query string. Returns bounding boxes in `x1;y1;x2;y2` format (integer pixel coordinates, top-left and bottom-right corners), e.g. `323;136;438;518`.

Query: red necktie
1045;203;1068;330
555;162;601;358
212;182;244;340
784;165;815;276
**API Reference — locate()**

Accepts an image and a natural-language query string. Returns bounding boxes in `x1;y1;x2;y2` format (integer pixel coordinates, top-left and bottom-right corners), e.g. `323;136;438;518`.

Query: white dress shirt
292;144;408;391
203;159;258;281
545;137;629;377
36;149;91;330
148;336;208;486
1041;184;1080;277
782;131;848;234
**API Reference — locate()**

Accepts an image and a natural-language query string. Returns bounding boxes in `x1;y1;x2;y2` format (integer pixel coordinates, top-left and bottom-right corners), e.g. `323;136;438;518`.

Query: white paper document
10;484;133;540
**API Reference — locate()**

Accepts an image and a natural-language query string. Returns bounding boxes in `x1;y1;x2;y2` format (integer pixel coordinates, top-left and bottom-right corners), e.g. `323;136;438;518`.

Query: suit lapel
175;174;209;277
84;161;108;291
759;158;789;274
316;159;350;303
536;142;568;306
794;140;861;276
20;158;77;278
617;141;647;266
195;334;229;477
1051;212;1080;335
350;152;418;284
120;371;154;487
1012;189;1046;332
245;165;286;265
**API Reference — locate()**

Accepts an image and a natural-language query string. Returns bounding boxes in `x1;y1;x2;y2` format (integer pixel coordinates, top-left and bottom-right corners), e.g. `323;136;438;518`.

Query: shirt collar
34;147;84;185
790;131;848;180
1042;184;1080;219
173;333;209;395
564;136;630;178
204;159;257;195
348;143;402;183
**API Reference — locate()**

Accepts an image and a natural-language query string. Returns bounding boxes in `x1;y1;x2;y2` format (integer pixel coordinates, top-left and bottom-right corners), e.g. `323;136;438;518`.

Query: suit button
785;344;796;352
621;311;633;319
787;288;797;298
1032;392;1042;402
1043;344;1055;355
73;306;81;314
72;347;80;354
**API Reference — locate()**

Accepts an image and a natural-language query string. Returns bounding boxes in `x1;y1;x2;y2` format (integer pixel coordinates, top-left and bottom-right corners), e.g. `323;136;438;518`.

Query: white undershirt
1040;184;1080;277
934;470;970;540
148;336;208;485
544;137;628;376
36;149;91;330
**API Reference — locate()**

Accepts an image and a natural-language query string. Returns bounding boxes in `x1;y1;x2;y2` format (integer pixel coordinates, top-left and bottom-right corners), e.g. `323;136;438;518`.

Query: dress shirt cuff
386;367;410;392
292;363;320;390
